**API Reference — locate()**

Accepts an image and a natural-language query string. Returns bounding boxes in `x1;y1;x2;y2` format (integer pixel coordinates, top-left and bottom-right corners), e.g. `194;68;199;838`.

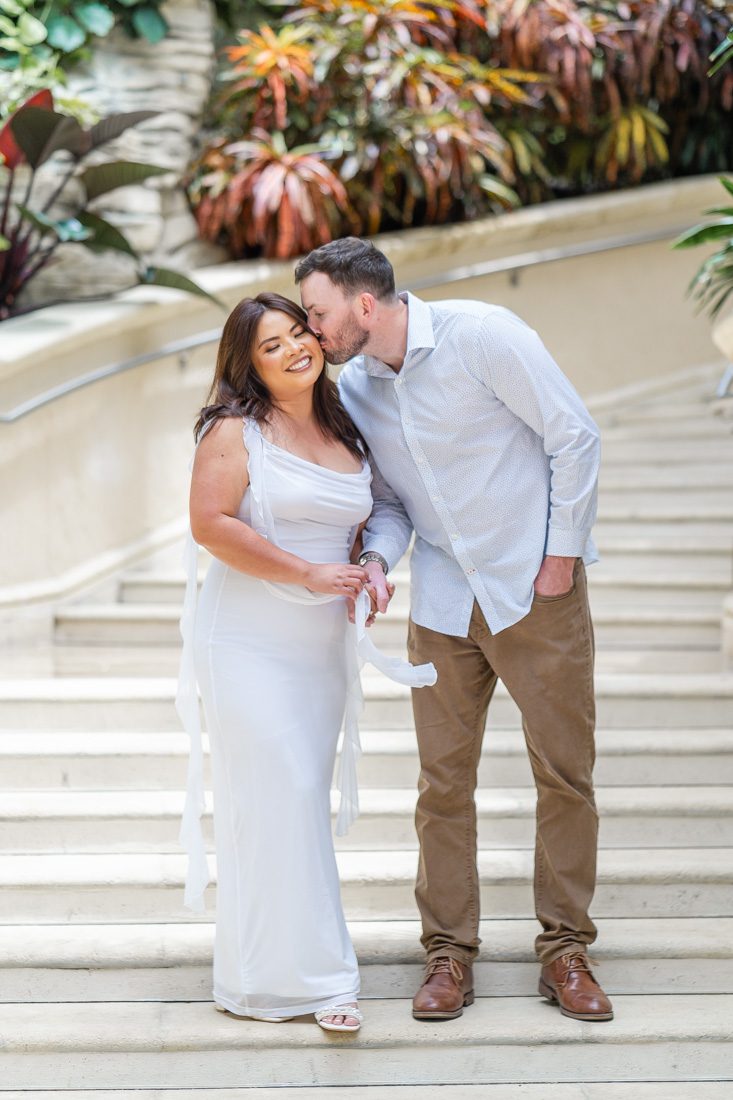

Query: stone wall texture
23;0;223;306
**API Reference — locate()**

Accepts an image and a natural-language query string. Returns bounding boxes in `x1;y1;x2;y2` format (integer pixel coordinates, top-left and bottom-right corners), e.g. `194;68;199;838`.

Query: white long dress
176;417;435;1020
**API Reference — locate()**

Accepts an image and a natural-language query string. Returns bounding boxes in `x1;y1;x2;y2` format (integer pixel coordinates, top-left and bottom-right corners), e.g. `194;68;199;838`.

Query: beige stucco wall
0;177;726;615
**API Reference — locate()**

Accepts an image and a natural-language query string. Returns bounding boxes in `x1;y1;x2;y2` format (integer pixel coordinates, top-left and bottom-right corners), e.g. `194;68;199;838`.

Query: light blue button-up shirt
338;292;600;637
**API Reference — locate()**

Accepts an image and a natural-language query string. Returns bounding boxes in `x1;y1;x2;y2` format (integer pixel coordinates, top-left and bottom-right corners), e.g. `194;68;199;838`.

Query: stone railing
712;312;733;670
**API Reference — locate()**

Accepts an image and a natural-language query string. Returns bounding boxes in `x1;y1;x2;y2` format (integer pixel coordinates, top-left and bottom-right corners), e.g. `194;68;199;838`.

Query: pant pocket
533;583;576;604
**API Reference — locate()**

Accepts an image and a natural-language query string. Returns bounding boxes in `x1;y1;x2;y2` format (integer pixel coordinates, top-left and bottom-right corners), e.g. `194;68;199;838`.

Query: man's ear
358;292;377;321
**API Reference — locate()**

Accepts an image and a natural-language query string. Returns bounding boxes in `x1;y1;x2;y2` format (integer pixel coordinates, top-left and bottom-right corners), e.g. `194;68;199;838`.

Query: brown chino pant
407;560;598;967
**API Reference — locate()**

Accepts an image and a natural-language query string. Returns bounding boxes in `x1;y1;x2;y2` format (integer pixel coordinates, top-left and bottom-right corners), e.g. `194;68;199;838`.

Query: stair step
3;787;732;852
1;674;730;730
596;501;733;522
53;601;724;648
600;416;733;439
599;463;733;489
596;439;733;464
0;848;729;922
2;728;732;790
594;519;733;540
23;643;723;677
118;529;733;604
1;997;731;1089
600;490;733;514
602;403;722;424
1;918;730;1002
3;1087;731;1100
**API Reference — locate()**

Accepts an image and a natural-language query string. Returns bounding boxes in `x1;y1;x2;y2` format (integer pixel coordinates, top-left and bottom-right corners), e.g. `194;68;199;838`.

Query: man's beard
322;316;369;365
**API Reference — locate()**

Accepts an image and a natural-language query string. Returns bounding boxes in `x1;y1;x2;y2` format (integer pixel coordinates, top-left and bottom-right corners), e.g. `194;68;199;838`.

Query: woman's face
251;309;325;401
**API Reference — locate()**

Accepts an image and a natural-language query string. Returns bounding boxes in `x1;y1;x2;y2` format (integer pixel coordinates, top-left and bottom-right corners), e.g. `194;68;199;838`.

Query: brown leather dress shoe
539;952;614;1021
412;956;474;1020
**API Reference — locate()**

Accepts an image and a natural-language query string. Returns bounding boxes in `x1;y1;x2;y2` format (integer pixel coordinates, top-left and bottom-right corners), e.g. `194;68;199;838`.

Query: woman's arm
190;417;367;598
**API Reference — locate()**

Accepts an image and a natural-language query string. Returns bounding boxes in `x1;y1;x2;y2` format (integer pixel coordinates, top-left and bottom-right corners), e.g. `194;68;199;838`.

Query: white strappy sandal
314;1002;363;1033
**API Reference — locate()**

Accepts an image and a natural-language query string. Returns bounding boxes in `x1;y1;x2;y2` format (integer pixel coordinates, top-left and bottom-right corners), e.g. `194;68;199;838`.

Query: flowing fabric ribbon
177;417;436;911
176;528;209;913
336;588;436;836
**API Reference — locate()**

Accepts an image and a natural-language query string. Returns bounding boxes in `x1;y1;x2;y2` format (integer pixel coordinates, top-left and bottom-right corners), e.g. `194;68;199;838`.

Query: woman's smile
286;355;313;373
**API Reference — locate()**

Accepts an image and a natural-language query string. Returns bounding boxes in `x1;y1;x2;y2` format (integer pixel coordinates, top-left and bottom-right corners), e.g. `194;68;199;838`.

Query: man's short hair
294;237;396;300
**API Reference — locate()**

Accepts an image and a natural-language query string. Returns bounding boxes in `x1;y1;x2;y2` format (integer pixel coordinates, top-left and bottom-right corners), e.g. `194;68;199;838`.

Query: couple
177;237;613;1034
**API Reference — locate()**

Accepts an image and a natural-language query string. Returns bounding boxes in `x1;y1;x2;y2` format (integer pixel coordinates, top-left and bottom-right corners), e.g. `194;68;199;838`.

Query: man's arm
338;363;414;611
360;456;414;612
479;313;601;594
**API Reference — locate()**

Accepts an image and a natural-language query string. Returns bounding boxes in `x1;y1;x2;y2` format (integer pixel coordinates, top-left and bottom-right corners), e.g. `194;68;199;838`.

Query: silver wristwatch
358;551;388;574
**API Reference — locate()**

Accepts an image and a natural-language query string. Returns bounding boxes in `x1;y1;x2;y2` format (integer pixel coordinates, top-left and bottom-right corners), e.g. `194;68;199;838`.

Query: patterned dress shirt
338;292;601;637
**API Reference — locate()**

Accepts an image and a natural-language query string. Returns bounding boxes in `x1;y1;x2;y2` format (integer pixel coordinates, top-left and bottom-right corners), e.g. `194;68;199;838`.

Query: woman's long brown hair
194;293;364;460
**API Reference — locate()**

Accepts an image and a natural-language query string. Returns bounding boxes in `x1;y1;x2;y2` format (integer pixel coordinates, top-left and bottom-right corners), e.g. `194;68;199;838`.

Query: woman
176;293;434;1033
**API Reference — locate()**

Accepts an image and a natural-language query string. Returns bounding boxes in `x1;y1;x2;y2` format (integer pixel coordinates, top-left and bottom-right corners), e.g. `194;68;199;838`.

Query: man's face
299;271;369;365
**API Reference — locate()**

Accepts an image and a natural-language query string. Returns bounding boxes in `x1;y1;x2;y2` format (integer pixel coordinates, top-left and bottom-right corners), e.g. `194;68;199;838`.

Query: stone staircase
2;368;733;1096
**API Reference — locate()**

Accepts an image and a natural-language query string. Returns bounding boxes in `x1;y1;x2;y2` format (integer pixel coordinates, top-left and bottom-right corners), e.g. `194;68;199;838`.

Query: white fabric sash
177;418;436;912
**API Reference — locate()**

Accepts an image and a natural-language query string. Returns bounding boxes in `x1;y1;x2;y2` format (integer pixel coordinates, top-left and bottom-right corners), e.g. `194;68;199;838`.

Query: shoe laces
556;952;599;987
426;956;464;984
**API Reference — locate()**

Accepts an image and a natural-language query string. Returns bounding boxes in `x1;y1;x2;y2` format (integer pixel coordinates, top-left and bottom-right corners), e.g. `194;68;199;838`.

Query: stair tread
1;726;731;755
3;786;733;819
1;917;730;966
0;847;730;885
0;996;731;1050
3;1087;731;1100
1;672;732;699
55;604;725;627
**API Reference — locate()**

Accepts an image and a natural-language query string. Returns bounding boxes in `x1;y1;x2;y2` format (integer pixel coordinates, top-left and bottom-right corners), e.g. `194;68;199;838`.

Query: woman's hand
305;563;369;599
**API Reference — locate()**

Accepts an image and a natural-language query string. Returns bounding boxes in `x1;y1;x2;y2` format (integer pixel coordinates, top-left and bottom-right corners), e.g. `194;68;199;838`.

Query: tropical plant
191;130;356;259
0;92;220;319
191;0;733;257
709;24;733;75
191;0;545;257
495;0;733;193
674;176;733;319
673;18;733;324
0;0;170;78
0;43;91;122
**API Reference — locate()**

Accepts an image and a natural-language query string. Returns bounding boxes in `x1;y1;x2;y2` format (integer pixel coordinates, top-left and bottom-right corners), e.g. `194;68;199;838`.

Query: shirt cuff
361;534;406;573
545;528;591;558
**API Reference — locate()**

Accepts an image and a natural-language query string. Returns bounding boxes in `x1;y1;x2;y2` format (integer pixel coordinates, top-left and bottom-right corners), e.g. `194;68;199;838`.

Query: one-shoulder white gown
176;418;435;1020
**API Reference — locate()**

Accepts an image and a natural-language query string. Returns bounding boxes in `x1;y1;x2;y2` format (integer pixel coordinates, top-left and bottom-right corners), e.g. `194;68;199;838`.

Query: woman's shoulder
197;414;249;454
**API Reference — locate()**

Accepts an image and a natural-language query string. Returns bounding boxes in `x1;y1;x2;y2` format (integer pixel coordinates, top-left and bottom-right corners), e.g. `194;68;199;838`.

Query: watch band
358;551;389;574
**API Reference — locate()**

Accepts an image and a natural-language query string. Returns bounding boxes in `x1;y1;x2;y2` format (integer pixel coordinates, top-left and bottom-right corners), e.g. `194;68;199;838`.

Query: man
295;237;613;1023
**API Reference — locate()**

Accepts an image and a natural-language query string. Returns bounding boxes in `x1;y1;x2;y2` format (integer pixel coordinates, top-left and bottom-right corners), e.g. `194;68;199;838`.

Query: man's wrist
358;550;388;575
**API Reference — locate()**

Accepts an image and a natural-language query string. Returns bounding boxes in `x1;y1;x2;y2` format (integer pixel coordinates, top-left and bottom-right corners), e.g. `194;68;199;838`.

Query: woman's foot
314;1001;363;1032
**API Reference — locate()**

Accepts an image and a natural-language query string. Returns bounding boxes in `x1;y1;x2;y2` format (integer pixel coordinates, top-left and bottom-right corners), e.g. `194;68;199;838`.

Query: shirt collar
359;292;436;378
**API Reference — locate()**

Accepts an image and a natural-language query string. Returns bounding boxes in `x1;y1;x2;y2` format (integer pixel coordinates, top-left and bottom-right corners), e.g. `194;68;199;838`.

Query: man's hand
364;560;395;626
345;560;395;624
533;555;576;598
